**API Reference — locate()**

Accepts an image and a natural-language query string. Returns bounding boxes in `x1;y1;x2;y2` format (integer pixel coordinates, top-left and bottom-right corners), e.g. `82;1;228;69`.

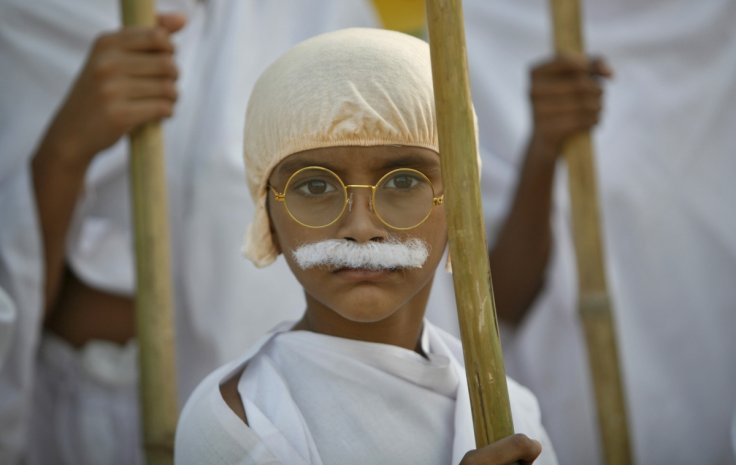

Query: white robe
425;0;736;464
176;320;558;465
0;1;378;463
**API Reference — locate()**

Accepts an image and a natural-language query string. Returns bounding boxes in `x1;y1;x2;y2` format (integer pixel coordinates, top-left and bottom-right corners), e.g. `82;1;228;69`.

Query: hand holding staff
548;0;634;463
425;0;516;447
120;1;179;464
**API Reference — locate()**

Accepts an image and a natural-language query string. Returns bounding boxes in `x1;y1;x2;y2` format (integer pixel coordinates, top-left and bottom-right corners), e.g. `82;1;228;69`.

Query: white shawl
176;320;557;465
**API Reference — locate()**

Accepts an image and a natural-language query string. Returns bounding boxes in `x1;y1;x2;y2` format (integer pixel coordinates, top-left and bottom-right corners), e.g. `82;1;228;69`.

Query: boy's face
267;145;447;332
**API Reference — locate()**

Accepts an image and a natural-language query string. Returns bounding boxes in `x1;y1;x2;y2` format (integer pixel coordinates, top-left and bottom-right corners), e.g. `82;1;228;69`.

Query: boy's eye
384;173;420;190
294;179;337;196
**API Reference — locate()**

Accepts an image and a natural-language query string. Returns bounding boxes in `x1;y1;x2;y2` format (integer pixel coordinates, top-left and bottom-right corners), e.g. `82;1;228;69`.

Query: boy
176;28;557;465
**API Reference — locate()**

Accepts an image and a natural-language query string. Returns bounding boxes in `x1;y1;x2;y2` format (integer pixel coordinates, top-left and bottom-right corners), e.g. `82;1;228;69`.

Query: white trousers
27;333;142;465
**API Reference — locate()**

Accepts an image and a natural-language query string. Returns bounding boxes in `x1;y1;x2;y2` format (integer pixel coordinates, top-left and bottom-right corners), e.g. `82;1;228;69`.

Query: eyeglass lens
283;168;435;229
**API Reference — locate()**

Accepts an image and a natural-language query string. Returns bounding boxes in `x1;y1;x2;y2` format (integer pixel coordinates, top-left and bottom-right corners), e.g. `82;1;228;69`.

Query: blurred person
0;1;377;464
426;0;736;463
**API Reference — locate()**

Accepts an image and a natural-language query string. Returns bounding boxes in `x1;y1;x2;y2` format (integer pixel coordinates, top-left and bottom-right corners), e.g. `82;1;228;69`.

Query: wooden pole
548;0;634;463
120;1;179;464
426;0;516;447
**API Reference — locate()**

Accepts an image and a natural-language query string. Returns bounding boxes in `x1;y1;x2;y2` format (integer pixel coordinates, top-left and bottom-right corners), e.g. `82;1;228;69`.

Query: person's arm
32;13;185;319
489;54;612;326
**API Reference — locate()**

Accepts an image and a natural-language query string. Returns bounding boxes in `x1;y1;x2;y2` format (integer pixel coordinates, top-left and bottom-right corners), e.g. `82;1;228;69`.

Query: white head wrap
242;28;439;267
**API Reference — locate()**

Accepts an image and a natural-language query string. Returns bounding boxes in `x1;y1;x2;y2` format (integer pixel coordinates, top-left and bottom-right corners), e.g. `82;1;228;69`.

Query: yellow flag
371;0;426;38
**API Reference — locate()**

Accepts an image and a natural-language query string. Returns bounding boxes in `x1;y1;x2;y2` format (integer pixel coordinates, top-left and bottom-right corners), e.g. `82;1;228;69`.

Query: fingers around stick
532;95;602;115
106;99;175;131
590;56;614;78
119;27;175;52
531;53;589;77
531;53;613;80
88;53;178;84
530;78;603;98
157;13;187;33
92;28;172;53
115;77;178;101
461;434;542;465
120;53;178;78
541;112;601;134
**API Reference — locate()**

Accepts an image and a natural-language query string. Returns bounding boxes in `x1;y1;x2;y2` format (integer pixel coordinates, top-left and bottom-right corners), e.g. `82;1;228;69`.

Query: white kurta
425;0;736;464
176;320;558;465
0;1;378;463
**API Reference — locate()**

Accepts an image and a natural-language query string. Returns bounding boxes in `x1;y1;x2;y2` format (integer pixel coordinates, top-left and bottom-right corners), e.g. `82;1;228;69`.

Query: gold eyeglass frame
270;166;444;230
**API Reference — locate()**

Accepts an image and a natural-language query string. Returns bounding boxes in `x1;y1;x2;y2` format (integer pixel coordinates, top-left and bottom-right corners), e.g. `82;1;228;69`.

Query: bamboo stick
548;0;634;463
425;0;515;447
120;1;179;464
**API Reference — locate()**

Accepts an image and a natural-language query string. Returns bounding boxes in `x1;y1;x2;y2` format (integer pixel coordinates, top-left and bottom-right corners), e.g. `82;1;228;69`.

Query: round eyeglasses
270;166;444;230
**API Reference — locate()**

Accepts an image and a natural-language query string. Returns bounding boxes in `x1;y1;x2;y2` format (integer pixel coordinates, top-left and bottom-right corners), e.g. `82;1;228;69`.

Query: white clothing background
0;287;15;369
426;0;736;464
176;320;558;465
28;334;141;465
0;1;378;463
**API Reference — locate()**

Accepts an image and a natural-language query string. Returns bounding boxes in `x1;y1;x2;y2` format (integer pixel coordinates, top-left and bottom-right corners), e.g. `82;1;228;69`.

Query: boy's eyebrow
378;153;440;171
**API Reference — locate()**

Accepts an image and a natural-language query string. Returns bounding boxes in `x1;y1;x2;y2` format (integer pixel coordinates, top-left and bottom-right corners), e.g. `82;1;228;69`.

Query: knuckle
163;56;179;77
585;79;603;92
557;52;575;63
93;33;115;51
460;450;480;465
535;105;553;116
581;100;600;114
106;105;129;129
574;85;594;99
159;101;174;117
91;58;116;80
99;81;119;101
530;85;553;100
163;81;178;99
530;59;544;70
150;29;170;48
566;53;587;68
510;433;532;449
574;75;589;87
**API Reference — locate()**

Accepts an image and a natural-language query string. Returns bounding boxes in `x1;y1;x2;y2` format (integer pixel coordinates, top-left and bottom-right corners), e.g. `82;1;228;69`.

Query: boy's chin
326;293;402;324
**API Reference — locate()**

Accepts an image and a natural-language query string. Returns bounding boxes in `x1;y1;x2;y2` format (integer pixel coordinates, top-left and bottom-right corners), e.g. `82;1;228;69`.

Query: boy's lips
332;267;398;280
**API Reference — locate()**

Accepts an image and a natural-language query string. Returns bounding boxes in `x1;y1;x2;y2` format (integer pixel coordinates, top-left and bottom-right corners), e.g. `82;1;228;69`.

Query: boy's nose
347;191;373;214
337;190;387;242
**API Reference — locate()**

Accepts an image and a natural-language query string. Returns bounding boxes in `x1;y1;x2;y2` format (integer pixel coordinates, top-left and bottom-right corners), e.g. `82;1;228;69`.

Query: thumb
590;56;614;79
157;12;187;33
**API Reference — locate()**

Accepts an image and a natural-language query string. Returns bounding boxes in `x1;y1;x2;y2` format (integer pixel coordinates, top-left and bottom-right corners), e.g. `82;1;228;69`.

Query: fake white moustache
292;238;429;271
